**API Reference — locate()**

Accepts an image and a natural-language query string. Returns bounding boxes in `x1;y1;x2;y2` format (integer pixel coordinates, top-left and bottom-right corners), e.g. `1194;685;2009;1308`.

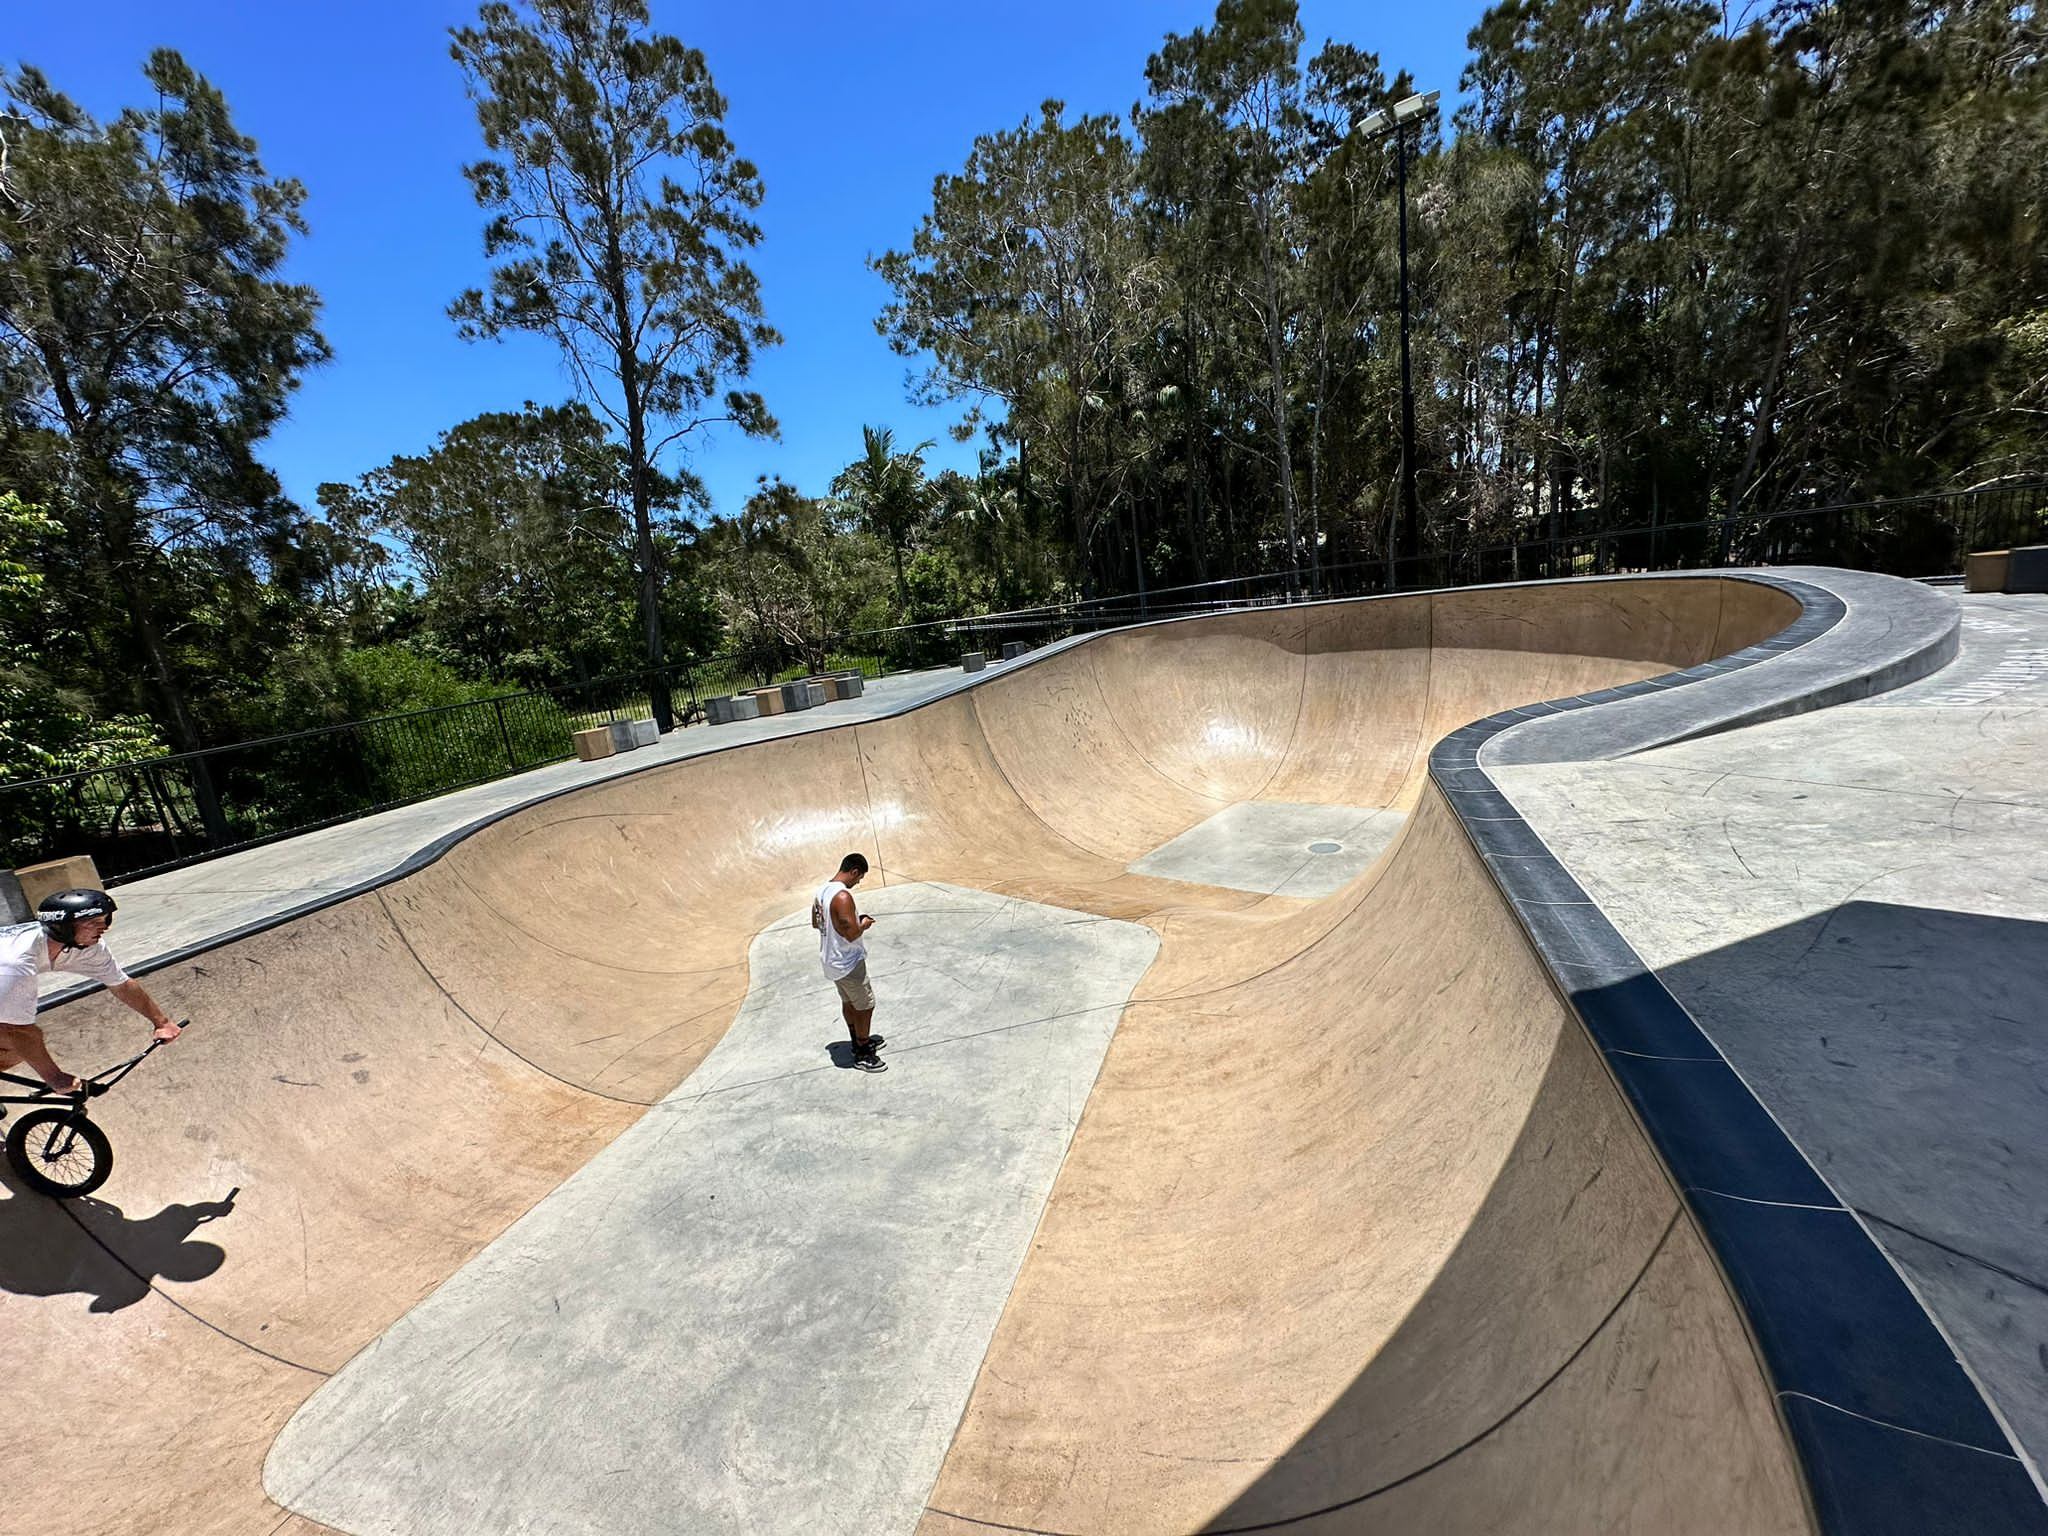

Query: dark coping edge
1433;571;2048;1535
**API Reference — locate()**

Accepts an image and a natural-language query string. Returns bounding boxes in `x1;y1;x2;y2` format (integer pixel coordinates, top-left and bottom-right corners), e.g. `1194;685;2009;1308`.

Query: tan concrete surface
8;576;1811;1534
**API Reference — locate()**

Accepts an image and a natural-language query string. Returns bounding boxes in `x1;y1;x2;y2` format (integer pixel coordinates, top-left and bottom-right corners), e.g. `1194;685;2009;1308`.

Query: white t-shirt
812;879;867;980
0;921;129;1027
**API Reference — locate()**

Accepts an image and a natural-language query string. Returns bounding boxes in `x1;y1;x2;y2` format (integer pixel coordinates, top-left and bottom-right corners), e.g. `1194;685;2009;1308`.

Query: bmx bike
0;1020;189;1199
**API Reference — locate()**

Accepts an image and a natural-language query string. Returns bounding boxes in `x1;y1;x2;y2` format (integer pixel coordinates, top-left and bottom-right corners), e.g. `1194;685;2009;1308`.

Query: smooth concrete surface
267;881;1157;1536
1493;591;2048;1482
1128;799;1405;897
18;573;1951;1535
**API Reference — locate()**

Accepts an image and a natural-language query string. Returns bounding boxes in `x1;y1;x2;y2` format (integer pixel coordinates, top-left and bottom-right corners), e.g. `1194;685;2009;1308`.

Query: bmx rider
1;889;180;1095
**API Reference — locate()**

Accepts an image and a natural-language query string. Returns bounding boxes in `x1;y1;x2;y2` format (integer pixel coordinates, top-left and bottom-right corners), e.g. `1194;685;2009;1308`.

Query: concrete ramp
13;574;1996;1534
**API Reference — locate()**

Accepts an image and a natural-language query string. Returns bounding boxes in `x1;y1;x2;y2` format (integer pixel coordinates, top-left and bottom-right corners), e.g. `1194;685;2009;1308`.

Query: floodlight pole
1396;120;1417;578
1360;90;1438;585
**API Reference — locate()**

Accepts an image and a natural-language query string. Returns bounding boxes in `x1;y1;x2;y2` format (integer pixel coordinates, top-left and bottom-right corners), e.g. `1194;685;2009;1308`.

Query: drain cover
1307;841;1344;854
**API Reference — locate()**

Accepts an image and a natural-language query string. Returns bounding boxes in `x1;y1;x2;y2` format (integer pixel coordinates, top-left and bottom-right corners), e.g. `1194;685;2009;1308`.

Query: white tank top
814;879;867;979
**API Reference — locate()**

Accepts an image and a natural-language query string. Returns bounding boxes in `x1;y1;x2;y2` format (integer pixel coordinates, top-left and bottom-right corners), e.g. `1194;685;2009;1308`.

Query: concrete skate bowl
10;573;2029;1534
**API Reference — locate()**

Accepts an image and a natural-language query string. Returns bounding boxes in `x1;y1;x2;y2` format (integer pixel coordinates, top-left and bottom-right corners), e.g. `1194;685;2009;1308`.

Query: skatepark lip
27;566;2040;1535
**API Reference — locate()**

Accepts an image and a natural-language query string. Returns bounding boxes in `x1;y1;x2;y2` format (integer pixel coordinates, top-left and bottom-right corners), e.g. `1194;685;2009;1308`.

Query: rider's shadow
0;1167;237;1312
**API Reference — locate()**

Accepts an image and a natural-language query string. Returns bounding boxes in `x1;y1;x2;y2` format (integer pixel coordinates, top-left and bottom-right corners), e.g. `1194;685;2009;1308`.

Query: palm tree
831;425;933;608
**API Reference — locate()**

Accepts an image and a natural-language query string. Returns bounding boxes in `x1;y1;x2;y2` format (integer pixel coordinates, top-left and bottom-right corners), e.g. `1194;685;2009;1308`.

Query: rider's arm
108;979;179;1039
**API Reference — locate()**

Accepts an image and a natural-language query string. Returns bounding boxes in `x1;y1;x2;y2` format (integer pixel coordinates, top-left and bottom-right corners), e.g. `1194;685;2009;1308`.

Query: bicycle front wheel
5;1107;113;1198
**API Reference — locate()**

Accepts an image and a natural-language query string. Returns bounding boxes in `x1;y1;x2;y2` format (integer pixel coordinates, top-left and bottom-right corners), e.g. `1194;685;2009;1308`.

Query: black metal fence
858;481;2048;658
5;480;2042;886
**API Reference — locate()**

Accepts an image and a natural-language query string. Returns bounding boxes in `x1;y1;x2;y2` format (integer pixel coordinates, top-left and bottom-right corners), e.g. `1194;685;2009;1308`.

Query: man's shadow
0;1163;238;1312
824;1040;858;1068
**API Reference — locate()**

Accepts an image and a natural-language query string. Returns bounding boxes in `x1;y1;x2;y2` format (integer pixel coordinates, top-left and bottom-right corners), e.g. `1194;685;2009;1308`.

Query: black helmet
36;888;117;947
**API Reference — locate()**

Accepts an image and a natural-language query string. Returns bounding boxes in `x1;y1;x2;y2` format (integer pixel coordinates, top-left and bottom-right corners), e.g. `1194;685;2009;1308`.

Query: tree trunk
117;556;228;844
1310;331;1327;595
884;540;909;614
1257;207;1301;586
1180;300;1209;583
604;224;672;732
1734;246;1804;517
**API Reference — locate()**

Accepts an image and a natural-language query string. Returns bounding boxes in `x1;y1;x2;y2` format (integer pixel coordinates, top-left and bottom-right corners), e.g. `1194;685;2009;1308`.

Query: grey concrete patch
1494;592;2048;1477
1127;801;1403;897
264;880;1158;1536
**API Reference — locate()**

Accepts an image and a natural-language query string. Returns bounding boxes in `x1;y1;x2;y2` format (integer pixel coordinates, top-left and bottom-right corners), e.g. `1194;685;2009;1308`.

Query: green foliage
0;492;167;863
9;0;2047;872
317;401;658;685
870;0;2048;594
831;426;935;606
874;101;1157;593
0;492;165;785
695;479;893;679
0;53;331;767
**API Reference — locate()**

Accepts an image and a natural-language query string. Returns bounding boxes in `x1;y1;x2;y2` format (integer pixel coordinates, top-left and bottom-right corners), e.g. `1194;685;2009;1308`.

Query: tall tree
874;101;1156;596
450;0;779;729
0;53;328;810
1143;0;1317;573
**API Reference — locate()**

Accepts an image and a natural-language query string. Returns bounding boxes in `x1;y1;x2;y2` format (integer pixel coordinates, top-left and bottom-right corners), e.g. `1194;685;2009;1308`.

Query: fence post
141;764;183;862
678;664;700;728
188;755;230;847
493;697;517;770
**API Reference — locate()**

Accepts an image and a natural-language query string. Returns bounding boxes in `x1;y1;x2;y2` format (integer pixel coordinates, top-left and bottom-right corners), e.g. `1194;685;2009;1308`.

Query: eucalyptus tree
450;0;778;727
1141;0;1318;574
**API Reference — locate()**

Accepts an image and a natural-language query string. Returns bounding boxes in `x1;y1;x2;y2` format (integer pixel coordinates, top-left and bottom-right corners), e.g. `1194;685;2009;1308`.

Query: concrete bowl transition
11;572;2039;1535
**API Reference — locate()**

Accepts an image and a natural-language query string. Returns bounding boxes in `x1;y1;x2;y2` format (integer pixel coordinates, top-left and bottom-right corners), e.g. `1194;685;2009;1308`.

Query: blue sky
12;2;1490;522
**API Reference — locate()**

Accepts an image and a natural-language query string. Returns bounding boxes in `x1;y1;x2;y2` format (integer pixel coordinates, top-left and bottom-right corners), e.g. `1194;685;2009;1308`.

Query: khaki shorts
833;959;875;1011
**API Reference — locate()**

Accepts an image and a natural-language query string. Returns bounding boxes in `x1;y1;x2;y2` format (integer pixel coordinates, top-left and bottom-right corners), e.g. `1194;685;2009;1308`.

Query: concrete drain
1307;841;1344;854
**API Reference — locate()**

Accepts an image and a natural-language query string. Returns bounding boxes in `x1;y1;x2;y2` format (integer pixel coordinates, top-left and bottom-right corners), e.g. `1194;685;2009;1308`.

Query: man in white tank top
812;852;885;1071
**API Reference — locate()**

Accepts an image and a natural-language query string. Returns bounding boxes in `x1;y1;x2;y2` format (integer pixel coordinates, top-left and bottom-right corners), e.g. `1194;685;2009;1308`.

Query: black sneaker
865;1035;886;1051
851;1047;888;1073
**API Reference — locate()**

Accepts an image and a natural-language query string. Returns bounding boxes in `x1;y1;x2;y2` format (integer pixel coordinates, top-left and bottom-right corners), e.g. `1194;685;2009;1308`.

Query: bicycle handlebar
78;1018;193;1095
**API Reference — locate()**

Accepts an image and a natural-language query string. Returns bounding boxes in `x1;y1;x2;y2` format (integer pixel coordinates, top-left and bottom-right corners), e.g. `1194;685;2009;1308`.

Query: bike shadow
0;1165;239;1313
